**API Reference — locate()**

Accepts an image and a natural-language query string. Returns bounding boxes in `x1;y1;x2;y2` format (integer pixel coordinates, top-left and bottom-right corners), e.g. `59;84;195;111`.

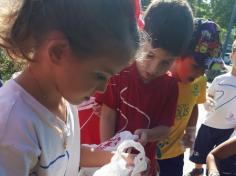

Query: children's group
0;0;235;176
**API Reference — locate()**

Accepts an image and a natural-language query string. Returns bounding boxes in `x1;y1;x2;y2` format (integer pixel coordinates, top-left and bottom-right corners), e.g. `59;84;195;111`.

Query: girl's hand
141;157;151;176
120;152;135;167
122;151;150;175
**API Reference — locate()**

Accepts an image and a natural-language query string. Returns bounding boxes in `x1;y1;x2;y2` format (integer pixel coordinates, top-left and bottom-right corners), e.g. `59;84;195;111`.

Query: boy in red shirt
78;97;101;144
96;0;194;175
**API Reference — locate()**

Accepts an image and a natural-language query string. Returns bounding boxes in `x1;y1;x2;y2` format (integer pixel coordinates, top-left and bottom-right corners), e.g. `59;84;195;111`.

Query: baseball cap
186;18;222;68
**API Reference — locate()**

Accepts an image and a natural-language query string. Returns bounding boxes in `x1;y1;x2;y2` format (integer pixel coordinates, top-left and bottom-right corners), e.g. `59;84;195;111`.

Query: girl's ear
46;31;70;64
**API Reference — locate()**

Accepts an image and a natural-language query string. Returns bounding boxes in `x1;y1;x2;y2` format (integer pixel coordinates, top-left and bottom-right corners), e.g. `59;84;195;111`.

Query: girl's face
136;48;174;82
173;56;204;84
52;49;127;105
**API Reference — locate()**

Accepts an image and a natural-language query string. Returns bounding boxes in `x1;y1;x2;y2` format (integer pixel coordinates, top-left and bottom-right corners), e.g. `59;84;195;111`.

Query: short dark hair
144;0;193;56
0;0;139;62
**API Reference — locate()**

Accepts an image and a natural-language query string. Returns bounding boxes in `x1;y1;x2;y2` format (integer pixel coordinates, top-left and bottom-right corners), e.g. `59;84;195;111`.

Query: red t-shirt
96;62;178;174
78;97;100;145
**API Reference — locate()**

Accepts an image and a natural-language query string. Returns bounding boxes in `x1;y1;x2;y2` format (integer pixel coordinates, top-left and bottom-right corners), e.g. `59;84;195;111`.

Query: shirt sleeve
196;76;207;104
0;116;40;176
95;76;120;110
157;79;179;127
0;142;39;176
207;76;218;97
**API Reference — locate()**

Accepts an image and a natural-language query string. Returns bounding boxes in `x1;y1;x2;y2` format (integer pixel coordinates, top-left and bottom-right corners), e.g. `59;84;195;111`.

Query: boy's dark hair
0;0;139;62
144;0;193;56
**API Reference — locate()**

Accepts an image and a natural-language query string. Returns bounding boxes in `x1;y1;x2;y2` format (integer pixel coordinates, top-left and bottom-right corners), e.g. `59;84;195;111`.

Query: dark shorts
218;155;236;176
190;124;234;164
157;154;184;176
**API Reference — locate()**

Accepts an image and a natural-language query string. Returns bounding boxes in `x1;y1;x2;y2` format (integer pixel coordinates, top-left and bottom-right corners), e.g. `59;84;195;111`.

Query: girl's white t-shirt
204;73;236;129
0;80;80;176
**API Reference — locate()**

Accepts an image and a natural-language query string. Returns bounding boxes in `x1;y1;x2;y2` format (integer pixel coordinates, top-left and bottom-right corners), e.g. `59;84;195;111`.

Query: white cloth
0;80;80;176
204;73;236;129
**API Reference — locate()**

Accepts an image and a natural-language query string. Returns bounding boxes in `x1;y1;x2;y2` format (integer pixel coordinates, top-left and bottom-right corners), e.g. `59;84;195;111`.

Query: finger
134;129;142;136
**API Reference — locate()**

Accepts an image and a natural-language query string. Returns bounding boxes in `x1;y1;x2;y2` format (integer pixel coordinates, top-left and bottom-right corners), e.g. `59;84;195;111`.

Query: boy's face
174;56;205;84
136;48;175;82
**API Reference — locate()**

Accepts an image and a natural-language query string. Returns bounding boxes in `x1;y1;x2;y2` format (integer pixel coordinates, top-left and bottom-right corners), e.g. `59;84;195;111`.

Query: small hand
182;133;194;148
182;127;196;149
204;96;216;112
93;102;102;116
121;153;135;167
122;153;150;175
140;157;151;176
134;129;149;146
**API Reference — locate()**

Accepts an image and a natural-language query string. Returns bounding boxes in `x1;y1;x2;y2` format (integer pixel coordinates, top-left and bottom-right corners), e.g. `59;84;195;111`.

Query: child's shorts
190;124;234;164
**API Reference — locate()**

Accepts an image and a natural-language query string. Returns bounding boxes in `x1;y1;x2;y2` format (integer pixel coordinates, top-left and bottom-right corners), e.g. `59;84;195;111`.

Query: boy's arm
186;77;206;129
208;136;236;160
95;75;120;142
206;152;220;175
100;104;117;142
182;105;198;148
187;104;198;127
207;137;236;174
135;78;178;145
134;126;170;145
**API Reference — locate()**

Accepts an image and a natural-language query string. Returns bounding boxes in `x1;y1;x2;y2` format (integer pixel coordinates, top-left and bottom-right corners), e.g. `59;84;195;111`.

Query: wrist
186;126;196;130
185;126;196;141
208;170;220;176
186;126;196;133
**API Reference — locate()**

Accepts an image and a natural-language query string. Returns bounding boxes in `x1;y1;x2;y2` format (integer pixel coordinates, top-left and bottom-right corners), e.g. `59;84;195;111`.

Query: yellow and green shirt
157;76;207;159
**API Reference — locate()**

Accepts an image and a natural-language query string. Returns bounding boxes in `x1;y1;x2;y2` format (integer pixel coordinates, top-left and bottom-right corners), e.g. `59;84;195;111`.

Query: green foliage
0;49;24;81
187;0;236;40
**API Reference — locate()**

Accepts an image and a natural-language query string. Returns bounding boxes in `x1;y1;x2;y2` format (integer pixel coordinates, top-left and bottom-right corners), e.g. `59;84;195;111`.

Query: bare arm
100;104;116;142
207;136;236;173
134;126;170;145
182;105;198;148
187;104;198;127
80;146;148;175
80;145;113;167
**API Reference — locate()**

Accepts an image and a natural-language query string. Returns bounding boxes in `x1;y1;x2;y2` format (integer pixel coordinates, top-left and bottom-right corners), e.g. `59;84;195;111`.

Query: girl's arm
80;145;113;167
80;145;135;168
207;136;236;173
100;104;116;142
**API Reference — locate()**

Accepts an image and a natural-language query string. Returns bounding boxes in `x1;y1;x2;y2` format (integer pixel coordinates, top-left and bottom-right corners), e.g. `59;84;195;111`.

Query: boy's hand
204;96;215;112
92;102;102;117
134;129;149;146
182;127;196;149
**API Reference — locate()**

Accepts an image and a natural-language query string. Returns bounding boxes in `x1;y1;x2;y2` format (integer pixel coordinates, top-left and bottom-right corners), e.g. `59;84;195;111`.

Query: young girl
0;0;139;175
